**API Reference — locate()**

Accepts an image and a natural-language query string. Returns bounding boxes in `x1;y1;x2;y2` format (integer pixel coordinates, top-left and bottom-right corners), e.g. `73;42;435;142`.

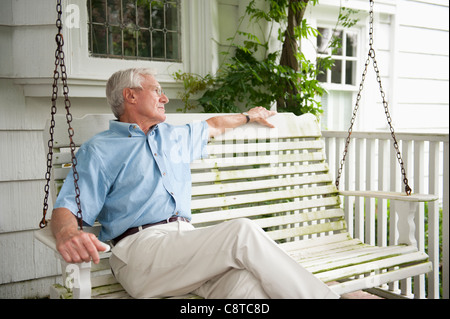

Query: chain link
40;0;84;229
335;0;412;195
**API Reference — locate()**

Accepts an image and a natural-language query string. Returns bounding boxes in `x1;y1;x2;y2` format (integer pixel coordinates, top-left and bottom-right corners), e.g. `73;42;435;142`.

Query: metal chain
40;0;84;229
335;0;412;195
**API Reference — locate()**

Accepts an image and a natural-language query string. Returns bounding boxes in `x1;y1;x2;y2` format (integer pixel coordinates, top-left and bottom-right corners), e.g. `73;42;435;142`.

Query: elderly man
51;68;339;299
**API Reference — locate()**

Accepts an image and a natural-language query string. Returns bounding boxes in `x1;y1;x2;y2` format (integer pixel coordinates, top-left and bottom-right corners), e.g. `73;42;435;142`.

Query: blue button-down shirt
54;120;209;242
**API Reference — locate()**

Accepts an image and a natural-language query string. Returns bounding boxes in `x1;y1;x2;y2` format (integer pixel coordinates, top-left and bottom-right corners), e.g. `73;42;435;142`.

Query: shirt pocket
164;151;192;183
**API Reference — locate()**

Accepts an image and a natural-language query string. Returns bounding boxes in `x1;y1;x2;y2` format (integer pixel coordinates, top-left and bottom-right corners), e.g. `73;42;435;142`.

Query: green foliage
327;7;361;55
339;7;360;29
189;48;324;115
173;0;356;116
172;71;215;113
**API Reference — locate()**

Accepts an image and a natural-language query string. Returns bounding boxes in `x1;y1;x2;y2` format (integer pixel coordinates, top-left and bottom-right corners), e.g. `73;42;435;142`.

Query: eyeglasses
132;85;166;97
151;85;165;97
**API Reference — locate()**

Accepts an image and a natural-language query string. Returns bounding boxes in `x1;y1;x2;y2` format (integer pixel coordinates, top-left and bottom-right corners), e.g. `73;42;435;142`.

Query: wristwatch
242;112;250;124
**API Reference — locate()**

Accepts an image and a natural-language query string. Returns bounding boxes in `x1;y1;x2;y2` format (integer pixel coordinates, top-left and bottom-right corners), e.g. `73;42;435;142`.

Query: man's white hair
106;68;157;119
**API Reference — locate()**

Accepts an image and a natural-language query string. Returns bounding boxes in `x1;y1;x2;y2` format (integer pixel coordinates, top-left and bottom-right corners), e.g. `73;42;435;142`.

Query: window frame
315;23;362;131
317;25;361;89
61;0;215;96
87;0;182;62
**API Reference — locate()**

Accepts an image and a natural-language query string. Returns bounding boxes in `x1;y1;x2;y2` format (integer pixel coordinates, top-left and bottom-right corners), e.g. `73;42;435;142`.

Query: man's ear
123;88;137;104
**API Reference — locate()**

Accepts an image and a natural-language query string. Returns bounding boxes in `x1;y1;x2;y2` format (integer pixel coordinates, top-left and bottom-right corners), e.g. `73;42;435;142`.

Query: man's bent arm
206;107;277;138
51;208;106;264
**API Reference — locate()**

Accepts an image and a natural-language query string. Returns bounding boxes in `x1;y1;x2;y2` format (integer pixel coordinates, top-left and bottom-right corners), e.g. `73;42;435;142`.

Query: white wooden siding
395;0;449;132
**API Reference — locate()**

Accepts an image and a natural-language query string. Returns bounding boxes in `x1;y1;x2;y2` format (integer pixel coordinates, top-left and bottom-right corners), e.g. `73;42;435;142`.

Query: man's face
133;75;169;126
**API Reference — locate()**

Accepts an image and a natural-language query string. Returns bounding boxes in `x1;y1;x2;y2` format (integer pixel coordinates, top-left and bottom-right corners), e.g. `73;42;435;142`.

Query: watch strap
242;112;250;124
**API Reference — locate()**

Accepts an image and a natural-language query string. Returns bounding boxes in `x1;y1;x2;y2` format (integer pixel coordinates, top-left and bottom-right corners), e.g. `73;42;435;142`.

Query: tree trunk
277;0;309;112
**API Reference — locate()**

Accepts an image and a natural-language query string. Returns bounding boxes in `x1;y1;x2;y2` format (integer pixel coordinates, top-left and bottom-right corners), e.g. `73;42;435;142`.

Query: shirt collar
109;120;160;137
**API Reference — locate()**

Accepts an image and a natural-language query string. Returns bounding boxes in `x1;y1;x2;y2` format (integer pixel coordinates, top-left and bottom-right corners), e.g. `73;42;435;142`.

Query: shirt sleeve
190;120;209;161
54;144;111;226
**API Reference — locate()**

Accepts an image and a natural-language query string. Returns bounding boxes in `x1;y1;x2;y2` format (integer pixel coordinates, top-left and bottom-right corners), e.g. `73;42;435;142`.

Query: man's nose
160;92;169;104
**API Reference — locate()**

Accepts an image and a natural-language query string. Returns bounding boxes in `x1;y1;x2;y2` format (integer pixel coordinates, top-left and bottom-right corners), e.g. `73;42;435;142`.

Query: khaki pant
109;218;339;299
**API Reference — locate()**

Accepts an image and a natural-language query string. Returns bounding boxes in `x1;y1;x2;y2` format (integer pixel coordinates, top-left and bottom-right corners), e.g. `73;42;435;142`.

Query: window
317;27;358;86
87;0;181;61
316;26;360;131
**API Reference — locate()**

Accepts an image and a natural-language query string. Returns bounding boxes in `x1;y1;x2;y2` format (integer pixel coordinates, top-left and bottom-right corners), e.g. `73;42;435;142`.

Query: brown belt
111;216;190;246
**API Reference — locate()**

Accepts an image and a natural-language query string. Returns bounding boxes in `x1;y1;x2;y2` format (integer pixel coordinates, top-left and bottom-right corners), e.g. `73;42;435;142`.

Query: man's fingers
59;247;79;264
253;108;276;128
258;118;275;128
86;233;110;263
248;107;277;128
87;233;110;252
80;233;101;264
58;239;84;264
57;231;105;264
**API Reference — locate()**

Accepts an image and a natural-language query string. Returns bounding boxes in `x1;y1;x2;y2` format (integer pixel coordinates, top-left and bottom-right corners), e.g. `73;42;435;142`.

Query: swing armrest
338;190;438;246
338;190;438;202
34;224;59;253
34;222;111;255
35;223;110;299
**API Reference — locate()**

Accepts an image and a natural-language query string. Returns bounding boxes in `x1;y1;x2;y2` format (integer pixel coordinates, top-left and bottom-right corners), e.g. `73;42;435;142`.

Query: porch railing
322;130;449;299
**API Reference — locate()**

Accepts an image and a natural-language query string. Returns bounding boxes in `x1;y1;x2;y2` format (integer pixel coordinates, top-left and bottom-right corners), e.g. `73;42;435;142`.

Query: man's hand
247;106;277;128
51;208;108;264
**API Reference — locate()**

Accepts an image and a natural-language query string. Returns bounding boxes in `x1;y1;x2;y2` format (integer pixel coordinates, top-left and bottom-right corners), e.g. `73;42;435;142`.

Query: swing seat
34;113;437;299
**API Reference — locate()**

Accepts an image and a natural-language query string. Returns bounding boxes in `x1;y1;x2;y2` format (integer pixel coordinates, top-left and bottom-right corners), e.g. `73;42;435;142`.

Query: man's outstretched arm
206;106;277;138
